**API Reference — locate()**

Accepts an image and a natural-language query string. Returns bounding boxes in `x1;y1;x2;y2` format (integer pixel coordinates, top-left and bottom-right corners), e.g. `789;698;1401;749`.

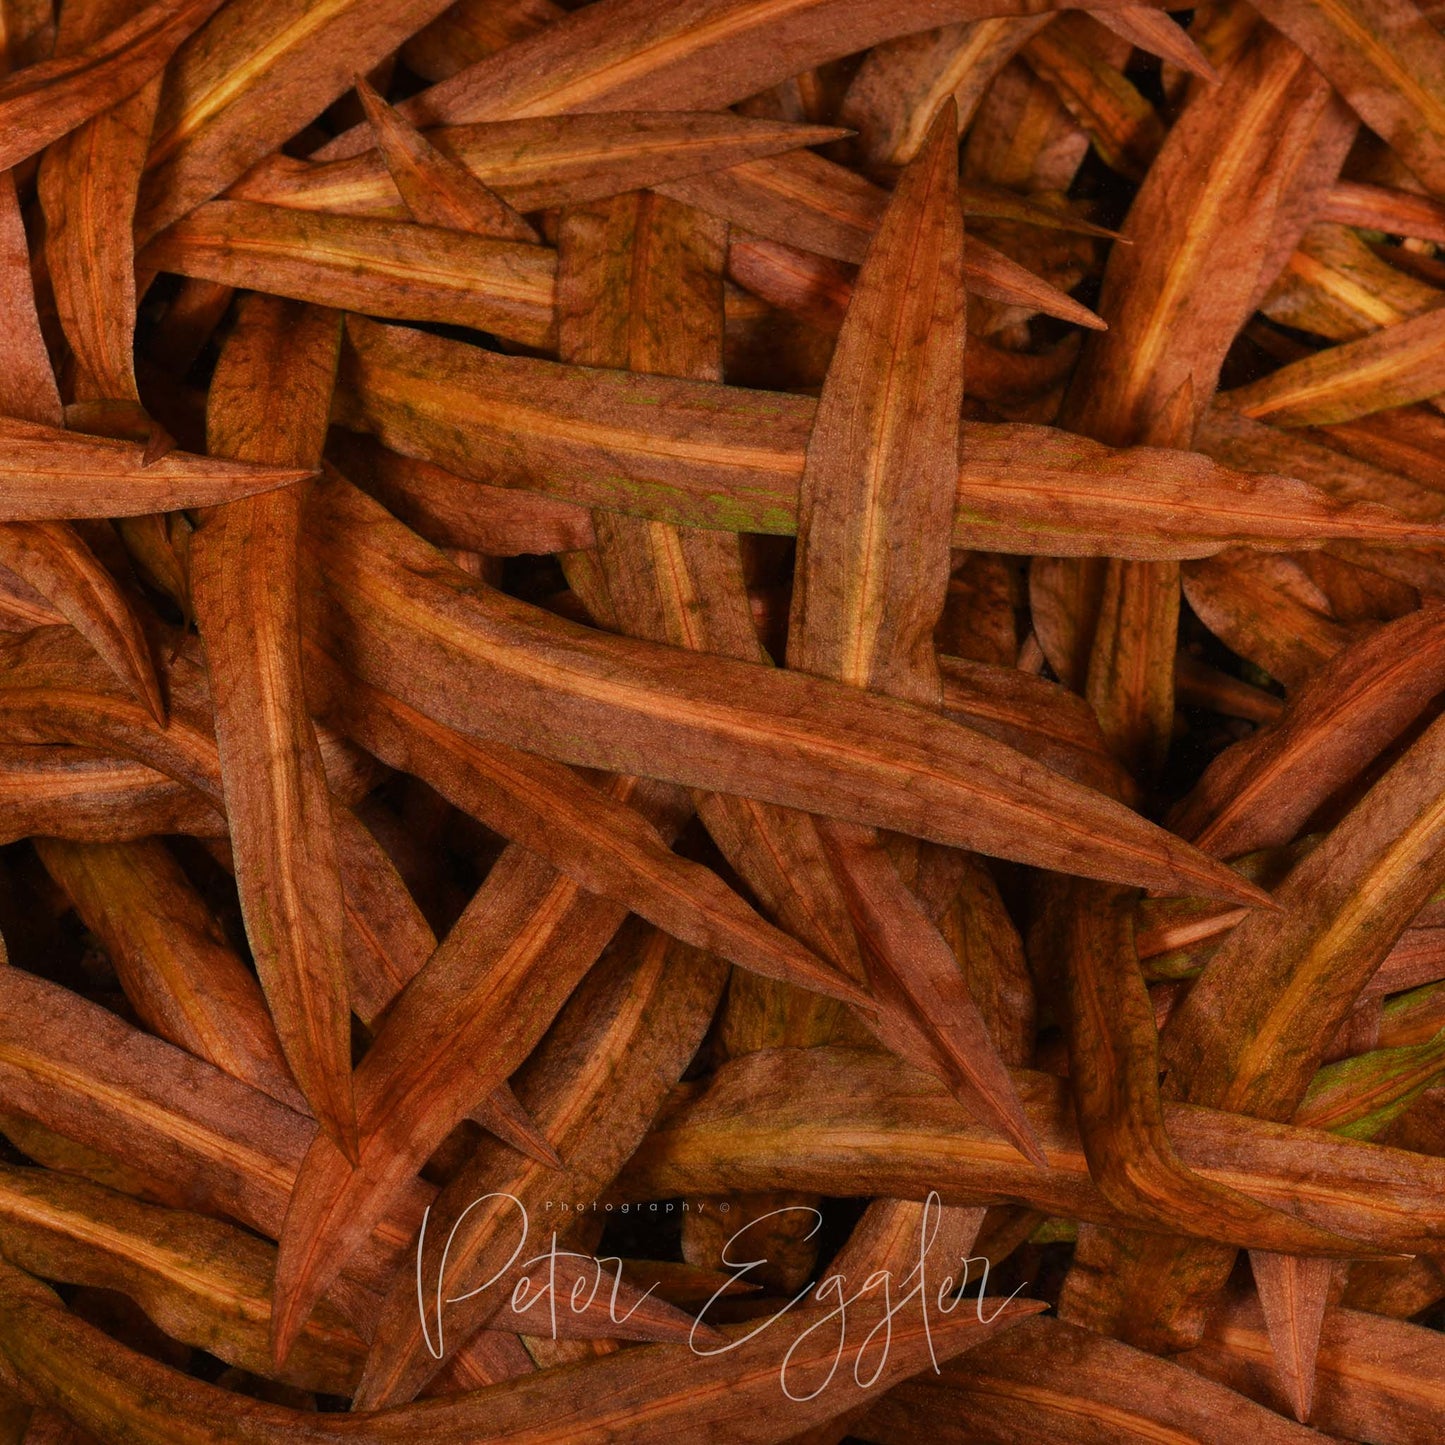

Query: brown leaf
229;111;850;218
35;837;304;1111
0;1254;1045;1444
1248;1250;1335;1422
863;1315;1326;1444
305;471;1269;904
141;201;557;350
0;0;223;175
0;521;163;724
1169;605;1445;858
353;75;538;240
0;415;309;519
307;639;870;1007
191;296;355;1158
136;0;460;239
354;922;727;1405
337;316;1426;555
622;1044;1431;1252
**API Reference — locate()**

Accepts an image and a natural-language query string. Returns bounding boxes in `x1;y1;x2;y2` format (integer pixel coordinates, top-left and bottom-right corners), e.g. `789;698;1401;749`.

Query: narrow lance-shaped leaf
140;202;557;351
306;636;870;1007
1032;880;1360;1256
135;0;460;240
0;1255;1046;1445
334;317;1436;555
0;0;224;175
227;111;851;220
301;0;1158;163
37;0;166;409
0;521;164;725
621;1046;1429;1252
0;1164;365;1396
1169;605;1445;858
0;415;310;519
190;297;356;1159
1221;307;1445;427
862;1315;1326;1445
304;471;1270;905
353;923;728;1406
1248;1250;1336;1422
34;837;305;1113
353;75;538;240
784;101;1042;1164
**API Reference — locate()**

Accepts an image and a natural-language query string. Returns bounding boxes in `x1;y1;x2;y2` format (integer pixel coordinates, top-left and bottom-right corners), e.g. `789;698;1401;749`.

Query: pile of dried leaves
6;0;1445;1440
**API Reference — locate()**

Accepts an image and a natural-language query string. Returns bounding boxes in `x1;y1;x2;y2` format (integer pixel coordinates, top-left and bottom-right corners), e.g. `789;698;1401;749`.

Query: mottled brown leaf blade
1035;880;1358;1253
0;171;63;426
1249;1250;1335;1422
270;824;649;1364
228;112;850;219
1182;549;1354;688
863;1315;1326;1445
192;297;355;1159
1221;307;1445;427
0;1165;364;1395
1252;0;1445;196
0;745;223;846
1022;14;1165;182
662;150;1107;325
1054;28;1346;776
1064;27;1347;446
135;0;460;240
1183;1298;1445;1445
0;0;222;175
308;637;869;1006
819;819;1045;1164
140;201;556;350
1092;6;1219;82
328;432;595;557
1170;605;1445;858
336;316;1433;554
622;1046;1426;1252
838;18;1052;174
0;521;162;723
0;415;308;518
0;965;425;1297
34;837;304;1112
353;75;538;240
36;0;166;406
310;0;1152;160
355;925;727;1406
1325;179;1445;246
0;1255;1044;1444
305;473;1269;904
1162;704;1445;1122
780;104;1042;1164
790;100;962;707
